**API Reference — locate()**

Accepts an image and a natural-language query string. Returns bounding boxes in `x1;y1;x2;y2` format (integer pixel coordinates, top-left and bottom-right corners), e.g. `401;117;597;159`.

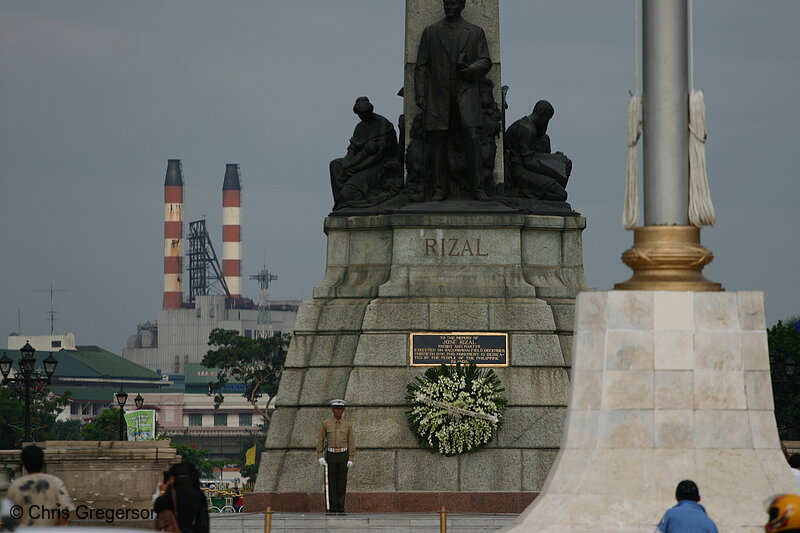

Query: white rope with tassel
625;0;714;228
687;0;715;227
623;94;642;230
688;93;715;227
623;0;642;230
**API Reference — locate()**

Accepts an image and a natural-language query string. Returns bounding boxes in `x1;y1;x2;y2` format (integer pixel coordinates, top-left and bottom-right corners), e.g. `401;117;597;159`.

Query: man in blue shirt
657;480;719;533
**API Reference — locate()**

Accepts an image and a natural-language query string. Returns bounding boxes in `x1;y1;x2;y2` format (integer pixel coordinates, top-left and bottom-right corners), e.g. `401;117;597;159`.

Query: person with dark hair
7;444;74;527
789;454;800;486
656;480;718;533
231;484;243;512
154;462;209;533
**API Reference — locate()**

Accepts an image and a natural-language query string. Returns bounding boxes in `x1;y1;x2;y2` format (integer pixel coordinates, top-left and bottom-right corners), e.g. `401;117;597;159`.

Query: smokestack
163;159;184;309
222;164;242;299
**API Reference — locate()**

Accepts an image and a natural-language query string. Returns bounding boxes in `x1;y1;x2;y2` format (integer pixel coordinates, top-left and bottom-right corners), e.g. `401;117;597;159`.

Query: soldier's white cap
330;399;347;408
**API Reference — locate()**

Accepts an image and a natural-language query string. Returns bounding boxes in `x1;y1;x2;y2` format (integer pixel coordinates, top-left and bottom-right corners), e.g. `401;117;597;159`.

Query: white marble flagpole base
500;291;796;533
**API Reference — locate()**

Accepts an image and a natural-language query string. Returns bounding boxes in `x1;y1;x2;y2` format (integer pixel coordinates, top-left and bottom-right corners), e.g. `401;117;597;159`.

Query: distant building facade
4;333;166;423
152;363;272;460
7;332;76;352
123;295;299;374
4;333;271;463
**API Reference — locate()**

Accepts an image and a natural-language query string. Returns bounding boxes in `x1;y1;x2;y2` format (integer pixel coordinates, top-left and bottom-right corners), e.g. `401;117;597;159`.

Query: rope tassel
688;89;715;226
623;94;642;230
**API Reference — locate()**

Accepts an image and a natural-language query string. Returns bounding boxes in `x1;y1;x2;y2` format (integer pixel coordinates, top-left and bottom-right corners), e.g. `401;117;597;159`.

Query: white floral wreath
405;363;507;455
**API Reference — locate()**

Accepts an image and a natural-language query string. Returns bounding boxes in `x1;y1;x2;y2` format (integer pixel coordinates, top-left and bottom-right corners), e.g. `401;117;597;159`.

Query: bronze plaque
409;332;509;367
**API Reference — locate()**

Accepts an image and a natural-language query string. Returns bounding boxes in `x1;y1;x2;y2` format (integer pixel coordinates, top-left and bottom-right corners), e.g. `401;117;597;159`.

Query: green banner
124;409;156;441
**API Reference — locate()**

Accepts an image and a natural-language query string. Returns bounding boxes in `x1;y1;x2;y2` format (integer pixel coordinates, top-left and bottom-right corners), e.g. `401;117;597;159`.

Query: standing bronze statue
330;97;399;210
415;0;492;201
505;100;572;201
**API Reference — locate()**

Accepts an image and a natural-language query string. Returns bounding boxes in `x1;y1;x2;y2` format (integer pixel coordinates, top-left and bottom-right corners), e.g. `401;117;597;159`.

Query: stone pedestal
250;212;588;512
39;441;178;525
0;450;23;497
500;291;795;532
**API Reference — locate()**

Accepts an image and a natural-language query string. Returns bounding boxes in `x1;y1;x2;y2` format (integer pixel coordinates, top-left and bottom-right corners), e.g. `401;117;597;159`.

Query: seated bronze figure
330;97;399;210
505;100;572;201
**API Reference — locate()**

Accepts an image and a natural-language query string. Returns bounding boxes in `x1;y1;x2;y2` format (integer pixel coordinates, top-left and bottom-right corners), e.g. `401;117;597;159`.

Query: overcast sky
1;1;798;354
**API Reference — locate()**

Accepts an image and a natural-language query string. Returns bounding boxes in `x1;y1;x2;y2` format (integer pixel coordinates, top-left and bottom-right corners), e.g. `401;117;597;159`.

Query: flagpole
615;0;721;291
642;0;689;225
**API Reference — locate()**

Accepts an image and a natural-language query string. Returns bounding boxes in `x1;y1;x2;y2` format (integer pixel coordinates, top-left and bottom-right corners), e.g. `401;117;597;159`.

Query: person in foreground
7;444;74;527
765;494;800;533
316;398;355;515
789;454;800;487
656;480;718;533
154;462;209;533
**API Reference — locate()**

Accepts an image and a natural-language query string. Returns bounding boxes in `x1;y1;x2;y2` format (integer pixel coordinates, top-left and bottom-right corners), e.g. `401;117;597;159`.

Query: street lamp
115;387;128;441
134;393;144;410
42;353;58;376
0;353;12;378
0;342;58;443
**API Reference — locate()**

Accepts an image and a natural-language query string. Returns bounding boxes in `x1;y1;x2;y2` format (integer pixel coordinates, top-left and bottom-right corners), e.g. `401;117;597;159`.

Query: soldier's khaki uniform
316;417;355;513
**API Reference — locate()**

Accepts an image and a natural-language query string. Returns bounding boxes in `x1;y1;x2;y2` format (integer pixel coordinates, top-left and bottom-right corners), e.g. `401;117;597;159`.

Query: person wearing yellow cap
765;494;800;533
316;399;356;515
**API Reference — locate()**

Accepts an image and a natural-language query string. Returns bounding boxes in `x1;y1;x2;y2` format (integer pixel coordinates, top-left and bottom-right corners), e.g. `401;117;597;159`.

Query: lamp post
115;387;128;441
0;342;59;443
134;393;144;410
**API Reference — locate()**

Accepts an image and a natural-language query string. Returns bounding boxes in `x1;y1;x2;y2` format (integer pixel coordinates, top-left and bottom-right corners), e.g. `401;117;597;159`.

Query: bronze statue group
329;0;572;212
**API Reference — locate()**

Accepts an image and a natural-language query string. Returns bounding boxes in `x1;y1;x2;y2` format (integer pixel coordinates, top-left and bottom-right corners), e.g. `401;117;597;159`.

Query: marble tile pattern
500;291;796;533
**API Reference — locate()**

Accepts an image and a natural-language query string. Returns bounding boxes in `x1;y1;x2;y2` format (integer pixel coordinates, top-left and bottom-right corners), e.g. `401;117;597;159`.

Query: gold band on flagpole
615;225;723;291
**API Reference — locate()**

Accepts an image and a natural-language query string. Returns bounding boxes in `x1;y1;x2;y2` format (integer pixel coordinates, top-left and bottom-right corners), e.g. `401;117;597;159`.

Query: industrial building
122;160;300;375
3;161;299;468
113;159;301;464
123;295;298;374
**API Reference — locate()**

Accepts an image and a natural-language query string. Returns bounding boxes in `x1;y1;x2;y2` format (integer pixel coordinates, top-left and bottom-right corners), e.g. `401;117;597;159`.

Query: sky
1;1;798;354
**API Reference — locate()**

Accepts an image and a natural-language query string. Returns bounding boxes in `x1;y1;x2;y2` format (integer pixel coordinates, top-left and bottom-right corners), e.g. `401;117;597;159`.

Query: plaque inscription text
409;332;508;367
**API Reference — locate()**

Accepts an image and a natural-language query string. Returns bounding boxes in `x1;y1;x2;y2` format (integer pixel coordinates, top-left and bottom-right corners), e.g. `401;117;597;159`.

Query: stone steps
211;511;516;533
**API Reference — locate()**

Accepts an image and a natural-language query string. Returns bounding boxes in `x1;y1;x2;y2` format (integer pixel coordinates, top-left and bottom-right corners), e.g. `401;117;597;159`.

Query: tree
170;442;227;478
43;419;83;441
202;329;290;421
769;316;800;439
236;422;267;484
80;407;126;441
0;385;71;448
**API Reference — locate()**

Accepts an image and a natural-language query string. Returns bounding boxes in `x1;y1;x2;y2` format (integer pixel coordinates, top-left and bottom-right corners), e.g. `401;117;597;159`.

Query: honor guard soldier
316;399;355;515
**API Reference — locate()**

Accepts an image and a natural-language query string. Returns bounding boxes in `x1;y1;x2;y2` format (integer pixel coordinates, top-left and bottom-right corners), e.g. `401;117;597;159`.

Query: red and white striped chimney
222;164;242;299
163;159;184;309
